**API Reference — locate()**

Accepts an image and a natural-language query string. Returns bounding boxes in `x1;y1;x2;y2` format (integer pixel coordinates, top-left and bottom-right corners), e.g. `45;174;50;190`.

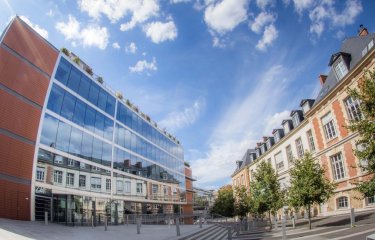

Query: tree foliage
234;186;250;218
249;161;284;216
212;185;235;217
347;69;375;197
288;152;335;229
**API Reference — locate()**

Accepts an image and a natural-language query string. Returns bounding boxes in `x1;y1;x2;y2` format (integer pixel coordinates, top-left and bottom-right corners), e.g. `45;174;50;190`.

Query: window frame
295;137;304;158
330;153;346;181
334;59;348;81
322;112;337;141
136;183;143;194
54;170;63;184
337;196;349;209
36;166;45;181
344;96;362;121
286;145;293;163
306;130;316;152
66;172;75;186
79;175;86;188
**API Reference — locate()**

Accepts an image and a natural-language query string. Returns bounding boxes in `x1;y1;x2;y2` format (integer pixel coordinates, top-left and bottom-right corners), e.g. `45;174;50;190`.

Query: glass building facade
34;55;186;224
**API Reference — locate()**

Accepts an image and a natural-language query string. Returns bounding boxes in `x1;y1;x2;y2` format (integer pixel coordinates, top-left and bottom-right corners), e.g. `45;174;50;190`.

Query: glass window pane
56;121;72;152
81;132;93;160
72;99;86;127
84;107;96;133
94;112;104;137
69;127;82;156
102;143;112;167
92;138;102;163
55;57;71;85
106;95;115;116
78;75;91;99
60;92;76;121
40;114;59;147
67;66;81;92
47;84;65;114
104;118;113;141
98;89;107;112
88;84;99;106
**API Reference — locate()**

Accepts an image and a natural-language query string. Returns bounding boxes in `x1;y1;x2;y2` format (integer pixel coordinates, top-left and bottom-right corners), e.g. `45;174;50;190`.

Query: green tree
288;152;335;230
249;161;284;227
234;186;250;219
347;69;375;197
212;185;235;217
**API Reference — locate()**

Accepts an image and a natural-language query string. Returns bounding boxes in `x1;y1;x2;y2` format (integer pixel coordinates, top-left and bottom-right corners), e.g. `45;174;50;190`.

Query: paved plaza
0;218;208;240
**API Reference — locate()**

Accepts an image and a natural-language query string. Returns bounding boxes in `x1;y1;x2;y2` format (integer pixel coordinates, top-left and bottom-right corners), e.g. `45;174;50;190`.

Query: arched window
337;196;348;209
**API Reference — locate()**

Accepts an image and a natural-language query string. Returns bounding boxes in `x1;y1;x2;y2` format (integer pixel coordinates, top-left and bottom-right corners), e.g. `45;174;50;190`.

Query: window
274;152;284;170
292;114;300;128
54;155;63;165
330;153;346;180
136;183;143;194
286;145;293;162
79;175;86;188
368;196;375;205
67;159;75;167
91;177;101;191
322;112;337;140
344;96;362;121
36;167;45;181
295;138;304;158
334;60;348;80
163;186;168;195
124;181;131;193
66;173;74;186
117;180;123;193
337;196;348;209
106;179;111;191
54;170;63;184
356;144;368;172
152;184;158;194
274;132;280;143
306;130;316;152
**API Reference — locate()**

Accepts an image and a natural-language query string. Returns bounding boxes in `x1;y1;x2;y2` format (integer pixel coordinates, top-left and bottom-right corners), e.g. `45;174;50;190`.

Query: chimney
262;136;268;142
319;74;327;85
358;24;368;37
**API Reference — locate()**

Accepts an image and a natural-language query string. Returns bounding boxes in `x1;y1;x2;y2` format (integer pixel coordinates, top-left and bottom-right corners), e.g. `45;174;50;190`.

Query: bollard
91;215;94;228
350;208;355;228
44;211;48;225
136;217;141;234
292;217;295;229
104;215;107;231
236;222;240;236
274;218;279;231
199;215;203;228
282;218;287;240
227;227;232;240
126;215;129;226
175;218;181;236
168;216;171;228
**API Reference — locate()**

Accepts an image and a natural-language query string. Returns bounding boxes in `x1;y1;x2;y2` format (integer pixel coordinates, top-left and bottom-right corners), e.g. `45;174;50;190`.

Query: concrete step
178;224;221;240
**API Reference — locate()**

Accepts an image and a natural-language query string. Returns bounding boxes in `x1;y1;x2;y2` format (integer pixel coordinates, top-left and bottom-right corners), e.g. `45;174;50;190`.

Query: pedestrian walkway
0;218;210;240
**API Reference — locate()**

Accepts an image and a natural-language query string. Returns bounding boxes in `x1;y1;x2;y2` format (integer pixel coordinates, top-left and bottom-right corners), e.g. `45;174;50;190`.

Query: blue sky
1;0;374;189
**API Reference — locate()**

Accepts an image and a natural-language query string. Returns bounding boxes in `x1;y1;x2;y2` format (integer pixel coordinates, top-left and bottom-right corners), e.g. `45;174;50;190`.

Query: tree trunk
269;211;272;230
308;204;311;230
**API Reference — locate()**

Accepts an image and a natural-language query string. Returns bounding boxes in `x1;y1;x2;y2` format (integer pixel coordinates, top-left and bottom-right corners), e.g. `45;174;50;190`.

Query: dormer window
334;60;348;80
274;132;280;143
292;114;300;128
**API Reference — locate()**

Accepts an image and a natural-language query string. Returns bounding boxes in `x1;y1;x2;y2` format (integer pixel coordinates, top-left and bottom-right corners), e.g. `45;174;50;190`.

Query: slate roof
314;33;375;105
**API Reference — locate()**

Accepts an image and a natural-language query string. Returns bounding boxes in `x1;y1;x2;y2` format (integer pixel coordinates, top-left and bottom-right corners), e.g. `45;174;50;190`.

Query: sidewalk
0;218;210;240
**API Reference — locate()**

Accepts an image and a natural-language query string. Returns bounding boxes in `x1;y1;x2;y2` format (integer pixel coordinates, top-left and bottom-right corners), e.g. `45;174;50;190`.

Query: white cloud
256;24;278;51
170;0;191;3
250;12;276;34
308;0;362;38
256;0;275;10
191;65;291;186
204;0;248;35
143;21;178;44
112;42;120;49
129;57;157;73
78;0;159;31
46;9;54;17
125;42;137;53
159;98;205;132
263;110;290;134
56;15;109;50
292;0;314;15
20;16;48;39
